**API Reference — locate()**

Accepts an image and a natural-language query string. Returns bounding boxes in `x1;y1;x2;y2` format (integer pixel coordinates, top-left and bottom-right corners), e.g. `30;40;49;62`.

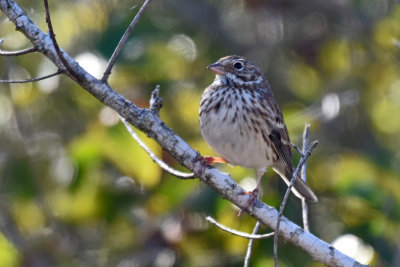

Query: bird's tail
273;167;318;203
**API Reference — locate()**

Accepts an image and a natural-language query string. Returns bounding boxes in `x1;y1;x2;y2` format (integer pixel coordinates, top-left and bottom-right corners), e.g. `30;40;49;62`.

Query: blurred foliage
1;0;400;266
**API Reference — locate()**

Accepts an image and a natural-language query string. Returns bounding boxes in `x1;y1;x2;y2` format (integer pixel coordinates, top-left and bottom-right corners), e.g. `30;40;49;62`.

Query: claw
238;188;259;216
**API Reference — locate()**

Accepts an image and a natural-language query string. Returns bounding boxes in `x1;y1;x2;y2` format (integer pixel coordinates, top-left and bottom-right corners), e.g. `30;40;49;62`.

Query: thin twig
43;0;78;81
273;140;318;267
291;142;304;157
206;216;273;240
120;116;195;179
301;124;310;232
244;221;262;267
0;69;62;83
102;0;152;82
0;46;37;56
149;85;162;113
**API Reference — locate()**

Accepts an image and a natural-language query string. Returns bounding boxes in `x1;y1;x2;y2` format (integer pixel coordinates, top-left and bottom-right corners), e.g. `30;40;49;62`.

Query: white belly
200;88;275;169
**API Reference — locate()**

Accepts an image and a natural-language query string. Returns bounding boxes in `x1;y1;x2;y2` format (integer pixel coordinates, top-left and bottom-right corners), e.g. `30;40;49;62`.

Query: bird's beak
207;63;226;75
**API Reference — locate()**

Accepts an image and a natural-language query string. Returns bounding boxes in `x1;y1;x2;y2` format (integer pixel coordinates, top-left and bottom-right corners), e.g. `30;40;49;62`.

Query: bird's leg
195;155;228;176
238;169;264;216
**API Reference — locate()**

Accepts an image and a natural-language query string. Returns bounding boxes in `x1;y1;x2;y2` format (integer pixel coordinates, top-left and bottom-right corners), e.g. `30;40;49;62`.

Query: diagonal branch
273;140;318;266
101;0;152;83
0;1;368;266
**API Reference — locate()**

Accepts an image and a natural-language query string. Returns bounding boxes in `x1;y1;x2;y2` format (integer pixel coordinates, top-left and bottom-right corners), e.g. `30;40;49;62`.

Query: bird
199;55;318;213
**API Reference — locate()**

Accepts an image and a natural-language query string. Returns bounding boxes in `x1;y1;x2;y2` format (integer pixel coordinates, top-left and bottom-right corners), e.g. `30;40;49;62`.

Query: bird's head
207;55;264;85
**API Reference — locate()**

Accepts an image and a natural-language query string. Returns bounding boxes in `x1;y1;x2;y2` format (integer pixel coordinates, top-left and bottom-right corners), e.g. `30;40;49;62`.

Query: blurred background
1;0;400;266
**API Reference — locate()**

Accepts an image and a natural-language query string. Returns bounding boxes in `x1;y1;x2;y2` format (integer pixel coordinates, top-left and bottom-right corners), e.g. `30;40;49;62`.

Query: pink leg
238;170;265;216
255;169;264;190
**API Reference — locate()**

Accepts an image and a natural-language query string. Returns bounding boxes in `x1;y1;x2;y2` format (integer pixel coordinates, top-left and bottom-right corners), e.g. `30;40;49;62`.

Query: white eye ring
233;62;243;70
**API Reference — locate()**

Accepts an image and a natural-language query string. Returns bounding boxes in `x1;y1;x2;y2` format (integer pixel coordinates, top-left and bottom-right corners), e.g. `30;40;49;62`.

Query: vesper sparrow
199;55;318;211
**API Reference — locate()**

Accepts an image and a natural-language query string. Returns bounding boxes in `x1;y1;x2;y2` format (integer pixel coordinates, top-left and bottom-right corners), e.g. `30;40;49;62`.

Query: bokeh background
1;0;400;266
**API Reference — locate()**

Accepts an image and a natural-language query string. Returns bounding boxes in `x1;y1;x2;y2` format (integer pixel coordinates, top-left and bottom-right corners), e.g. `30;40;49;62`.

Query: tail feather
272;166;318;203
291;176;318;202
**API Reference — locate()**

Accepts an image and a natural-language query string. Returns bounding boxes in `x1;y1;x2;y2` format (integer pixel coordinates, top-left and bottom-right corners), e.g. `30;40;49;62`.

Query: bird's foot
194;155;227;176
238;188;259;216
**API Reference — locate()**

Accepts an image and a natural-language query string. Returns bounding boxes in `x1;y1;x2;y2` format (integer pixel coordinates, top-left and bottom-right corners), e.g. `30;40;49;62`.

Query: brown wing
265;96;318;202
265;97;293;173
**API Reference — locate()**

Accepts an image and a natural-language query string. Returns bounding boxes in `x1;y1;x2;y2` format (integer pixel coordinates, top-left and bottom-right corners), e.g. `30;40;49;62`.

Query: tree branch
0;1;368;266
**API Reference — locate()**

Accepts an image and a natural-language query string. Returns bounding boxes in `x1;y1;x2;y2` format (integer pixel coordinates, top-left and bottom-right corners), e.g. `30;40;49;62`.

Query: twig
206;216;273;240
244;221;262;267
0;69;62;83
43;0;78;81
101;0;152;82
290;142;304;157
301;124;311;232
273;140;318;267
0;46;37;56
120;115;195;179
149;85;162;113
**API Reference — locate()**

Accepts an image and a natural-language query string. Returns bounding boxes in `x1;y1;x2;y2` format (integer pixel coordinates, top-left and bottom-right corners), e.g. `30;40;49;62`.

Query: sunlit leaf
0;234;19;266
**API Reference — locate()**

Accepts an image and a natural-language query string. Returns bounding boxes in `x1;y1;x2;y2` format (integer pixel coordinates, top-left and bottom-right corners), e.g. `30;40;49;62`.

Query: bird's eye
233;62;243;70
